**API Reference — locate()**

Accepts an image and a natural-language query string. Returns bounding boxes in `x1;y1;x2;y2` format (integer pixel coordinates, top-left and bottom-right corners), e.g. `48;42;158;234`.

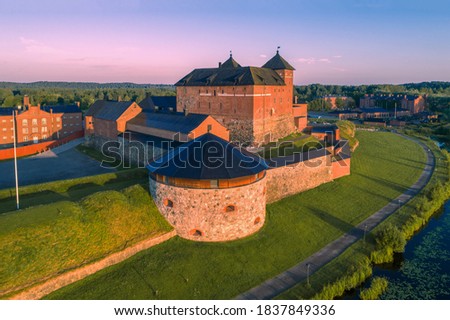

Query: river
344;199;450;299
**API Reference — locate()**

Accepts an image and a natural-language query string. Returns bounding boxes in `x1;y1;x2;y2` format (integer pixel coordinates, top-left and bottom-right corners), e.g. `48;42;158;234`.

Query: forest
0;81;449;112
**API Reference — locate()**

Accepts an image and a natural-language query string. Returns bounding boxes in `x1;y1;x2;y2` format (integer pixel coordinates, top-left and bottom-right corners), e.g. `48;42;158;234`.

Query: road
0;141;115;189
236;134;435;300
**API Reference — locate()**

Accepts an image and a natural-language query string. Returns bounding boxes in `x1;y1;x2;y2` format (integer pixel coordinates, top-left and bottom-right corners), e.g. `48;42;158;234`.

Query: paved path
236;135;435;300
0;141;114;189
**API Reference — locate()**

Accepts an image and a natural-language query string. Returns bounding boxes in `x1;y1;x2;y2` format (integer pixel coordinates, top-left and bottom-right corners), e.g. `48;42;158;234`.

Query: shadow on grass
304;206;354;234
0;190;68;214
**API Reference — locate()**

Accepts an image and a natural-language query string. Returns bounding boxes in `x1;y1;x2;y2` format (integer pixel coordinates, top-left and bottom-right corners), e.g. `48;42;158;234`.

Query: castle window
225;205;236;213
214;90;216;96
207;124;212;132
22;119;28;126
190;229;203;237
32;118;38;126
42;118;47;125
210;179;218;188
254;217;261;225
222;89;224;94
164;199;174;208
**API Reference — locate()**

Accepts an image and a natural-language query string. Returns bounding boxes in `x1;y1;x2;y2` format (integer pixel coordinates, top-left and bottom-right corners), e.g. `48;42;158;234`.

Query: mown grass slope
0;184;172;297
44;131;427;300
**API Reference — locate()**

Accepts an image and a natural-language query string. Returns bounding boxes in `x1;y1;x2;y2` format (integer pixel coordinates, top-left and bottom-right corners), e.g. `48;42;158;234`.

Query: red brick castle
175;50;307;144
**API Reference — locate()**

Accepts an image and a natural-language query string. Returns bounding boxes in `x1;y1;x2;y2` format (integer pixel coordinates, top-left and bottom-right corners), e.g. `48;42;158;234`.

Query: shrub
374;224;406;253
360;277;388;300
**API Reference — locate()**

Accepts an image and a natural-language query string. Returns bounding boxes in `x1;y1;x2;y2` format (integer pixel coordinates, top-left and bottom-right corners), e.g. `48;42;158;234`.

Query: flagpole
12;110;19;210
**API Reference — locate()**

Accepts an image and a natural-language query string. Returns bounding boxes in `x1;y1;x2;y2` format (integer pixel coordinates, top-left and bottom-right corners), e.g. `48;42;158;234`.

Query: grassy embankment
0;170;172;298
258;133;321;159
44;131;430;299
278;134;449;300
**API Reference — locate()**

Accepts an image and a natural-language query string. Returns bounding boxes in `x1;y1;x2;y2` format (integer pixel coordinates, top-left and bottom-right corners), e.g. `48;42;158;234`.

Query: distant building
323;95;349;109
328;109;360;120
0;96;82;146
359;94;425;114
175;51;306;144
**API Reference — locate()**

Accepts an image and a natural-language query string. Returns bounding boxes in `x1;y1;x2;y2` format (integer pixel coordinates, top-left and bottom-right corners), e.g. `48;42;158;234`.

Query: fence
0;131;84;160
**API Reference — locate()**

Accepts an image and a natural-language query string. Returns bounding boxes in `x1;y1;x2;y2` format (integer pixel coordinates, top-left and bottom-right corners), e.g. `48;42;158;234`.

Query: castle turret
262;49;295;87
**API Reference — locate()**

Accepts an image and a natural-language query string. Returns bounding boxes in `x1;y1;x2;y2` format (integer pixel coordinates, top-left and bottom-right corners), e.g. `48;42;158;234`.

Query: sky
0;0;449;85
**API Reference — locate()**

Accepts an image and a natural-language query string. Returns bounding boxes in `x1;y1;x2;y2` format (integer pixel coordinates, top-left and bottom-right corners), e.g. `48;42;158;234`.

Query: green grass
43;131;429;300
0;169;147;214
76;144;135;170
277;135;449;300
259;135;321;159
0;184;172;297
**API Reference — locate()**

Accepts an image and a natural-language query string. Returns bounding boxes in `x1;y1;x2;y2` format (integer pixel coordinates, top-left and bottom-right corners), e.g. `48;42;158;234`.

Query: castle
175;51;307;144
84;51;351;242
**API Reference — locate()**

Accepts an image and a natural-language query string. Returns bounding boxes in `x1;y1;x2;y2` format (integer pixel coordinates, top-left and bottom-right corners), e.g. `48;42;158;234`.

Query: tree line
0;81;449;112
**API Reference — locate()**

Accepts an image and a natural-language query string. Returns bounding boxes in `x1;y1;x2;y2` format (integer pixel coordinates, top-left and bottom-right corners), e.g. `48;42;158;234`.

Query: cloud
297;57;331;64
259;54;267;58
19;36;62;55
332;55;342;58
332;67;346;72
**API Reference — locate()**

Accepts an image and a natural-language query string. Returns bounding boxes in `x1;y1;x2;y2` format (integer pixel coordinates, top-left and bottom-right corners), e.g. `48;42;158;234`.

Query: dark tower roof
262;51;295;70
147;133;268;179
220;53;241;68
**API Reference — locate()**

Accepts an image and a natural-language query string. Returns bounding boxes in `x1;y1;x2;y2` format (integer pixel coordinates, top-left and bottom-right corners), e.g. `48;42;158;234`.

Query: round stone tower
147;133;268;242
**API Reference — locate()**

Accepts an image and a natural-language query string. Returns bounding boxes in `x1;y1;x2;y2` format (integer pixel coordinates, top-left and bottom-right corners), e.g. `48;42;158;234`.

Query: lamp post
306;263;311;286
363;224;368;243
12;110;20;210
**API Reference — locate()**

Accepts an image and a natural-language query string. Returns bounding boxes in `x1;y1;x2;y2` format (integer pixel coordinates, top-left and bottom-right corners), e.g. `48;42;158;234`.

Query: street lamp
363;224;368;243
306;263;311;286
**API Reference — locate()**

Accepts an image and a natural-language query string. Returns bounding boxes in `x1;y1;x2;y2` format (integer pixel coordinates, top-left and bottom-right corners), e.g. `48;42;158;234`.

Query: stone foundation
150;177;266;242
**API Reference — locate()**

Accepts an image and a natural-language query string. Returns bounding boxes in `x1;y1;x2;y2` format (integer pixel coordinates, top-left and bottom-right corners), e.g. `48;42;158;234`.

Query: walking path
236;135;435;300
31;138;84;158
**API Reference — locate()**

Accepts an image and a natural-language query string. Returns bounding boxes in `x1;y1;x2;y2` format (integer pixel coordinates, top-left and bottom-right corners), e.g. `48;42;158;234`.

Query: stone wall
150;176;266;242
9;230;176;300
265;154;334;203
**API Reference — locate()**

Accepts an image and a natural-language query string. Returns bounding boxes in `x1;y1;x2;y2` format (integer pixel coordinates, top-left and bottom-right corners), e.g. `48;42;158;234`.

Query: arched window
42;118;47;125
164;199;173;208
190;229;203;237
32;118;38;126
22;119;28;126
225;205;236;213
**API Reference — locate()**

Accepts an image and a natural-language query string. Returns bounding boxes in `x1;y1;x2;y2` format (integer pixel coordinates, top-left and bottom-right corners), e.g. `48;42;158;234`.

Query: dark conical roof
147;133;268;179
220;54;241;68
262;52;295;70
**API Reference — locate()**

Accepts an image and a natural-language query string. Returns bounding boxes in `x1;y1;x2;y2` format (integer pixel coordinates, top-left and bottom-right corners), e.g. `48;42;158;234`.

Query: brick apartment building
359;94;425;114
175;51;306;144
0;96;82;146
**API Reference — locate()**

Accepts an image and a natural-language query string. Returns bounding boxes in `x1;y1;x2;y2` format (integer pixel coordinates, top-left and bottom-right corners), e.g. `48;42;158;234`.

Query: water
345;199;450;299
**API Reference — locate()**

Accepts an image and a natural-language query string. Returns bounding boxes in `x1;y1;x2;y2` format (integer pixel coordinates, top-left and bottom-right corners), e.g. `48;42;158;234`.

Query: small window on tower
225;205;236;213
164;199;174;208
207;124;212;132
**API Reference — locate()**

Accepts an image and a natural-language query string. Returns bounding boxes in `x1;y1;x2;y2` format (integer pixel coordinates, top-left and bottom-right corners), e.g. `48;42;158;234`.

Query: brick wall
0;131;84;160
265;154;334;203
150;176;266;242
176;80;296;144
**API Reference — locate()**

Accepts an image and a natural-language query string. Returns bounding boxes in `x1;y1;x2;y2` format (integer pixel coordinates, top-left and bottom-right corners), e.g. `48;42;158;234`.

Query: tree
375;224;406;253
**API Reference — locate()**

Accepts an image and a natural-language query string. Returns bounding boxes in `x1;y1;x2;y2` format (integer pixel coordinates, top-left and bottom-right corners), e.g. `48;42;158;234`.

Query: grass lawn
278;137;449;299
259;134;321;159
43;131;428;299
0;169;147;214
0;184;172;297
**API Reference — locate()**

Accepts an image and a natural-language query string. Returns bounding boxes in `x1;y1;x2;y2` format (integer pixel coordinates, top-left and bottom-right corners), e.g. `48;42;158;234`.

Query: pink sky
0;0;449;85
